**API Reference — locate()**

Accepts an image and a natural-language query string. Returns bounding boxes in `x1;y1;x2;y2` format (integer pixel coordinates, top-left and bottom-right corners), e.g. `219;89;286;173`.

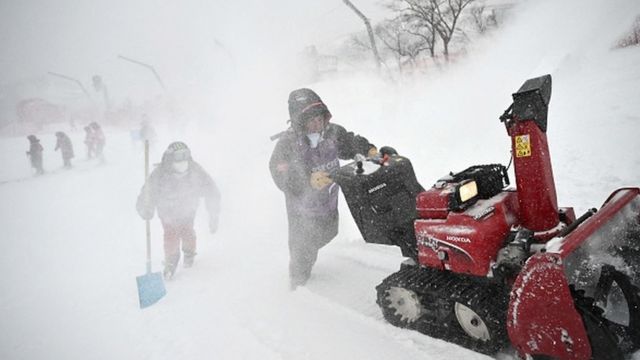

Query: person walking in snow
90;122;106;162
26;134;44;175
269;88;378;290
83;125;96;159
136;141;221;279
54;131;74;168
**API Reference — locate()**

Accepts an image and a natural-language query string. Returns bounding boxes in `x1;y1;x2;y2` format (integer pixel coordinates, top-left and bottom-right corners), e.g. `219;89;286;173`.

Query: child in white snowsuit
136;142;221;279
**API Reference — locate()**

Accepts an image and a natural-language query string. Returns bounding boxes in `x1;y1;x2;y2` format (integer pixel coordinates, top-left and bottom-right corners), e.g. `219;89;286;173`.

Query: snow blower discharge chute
333;75;640;359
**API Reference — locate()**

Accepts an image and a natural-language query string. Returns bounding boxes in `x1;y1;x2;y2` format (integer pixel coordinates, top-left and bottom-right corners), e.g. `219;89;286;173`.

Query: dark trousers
31;157;44;174
287;211;338;286
161;219;196;267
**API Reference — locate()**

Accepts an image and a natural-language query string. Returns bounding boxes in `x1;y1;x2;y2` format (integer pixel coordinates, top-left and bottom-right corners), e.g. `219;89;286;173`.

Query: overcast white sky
0;1;388;87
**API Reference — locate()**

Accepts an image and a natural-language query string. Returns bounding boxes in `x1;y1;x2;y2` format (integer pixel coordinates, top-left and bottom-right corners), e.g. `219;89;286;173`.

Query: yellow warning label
515;134;531;157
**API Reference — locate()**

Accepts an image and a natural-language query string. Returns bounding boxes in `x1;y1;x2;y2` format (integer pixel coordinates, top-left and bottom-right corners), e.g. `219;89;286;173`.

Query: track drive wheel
454;303;492;342
379;285;424;328
450;283;509;355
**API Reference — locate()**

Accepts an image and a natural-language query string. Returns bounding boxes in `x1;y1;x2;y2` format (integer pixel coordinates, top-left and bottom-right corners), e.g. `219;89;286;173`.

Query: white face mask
172;160;189;173
306;132;322;148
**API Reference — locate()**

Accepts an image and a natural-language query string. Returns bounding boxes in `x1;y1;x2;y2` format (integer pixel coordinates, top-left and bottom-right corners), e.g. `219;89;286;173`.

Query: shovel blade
136;271;166;308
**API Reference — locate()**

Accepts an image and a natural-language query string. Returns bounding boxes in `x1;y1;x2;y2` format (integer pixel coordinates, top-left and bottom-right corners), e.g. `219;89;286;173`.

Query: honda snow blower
333;75;640;359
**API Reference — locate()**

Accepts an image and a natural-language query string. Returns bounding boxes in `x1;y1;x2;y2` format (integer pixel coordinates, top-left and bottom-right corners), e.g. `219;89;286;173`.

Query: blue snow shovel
136;140;166;308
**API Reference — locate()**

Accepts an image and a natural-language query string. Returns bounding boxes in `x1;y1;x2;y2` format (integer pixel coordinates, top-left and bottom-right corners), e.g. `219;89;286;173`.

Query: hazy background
0;0;386;110
1;0;640;359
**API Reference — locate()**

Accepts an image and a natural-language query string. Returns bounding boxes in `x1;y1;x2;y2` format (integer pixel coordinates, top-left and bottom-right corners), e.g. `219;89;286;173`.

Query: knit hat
162;141;192;164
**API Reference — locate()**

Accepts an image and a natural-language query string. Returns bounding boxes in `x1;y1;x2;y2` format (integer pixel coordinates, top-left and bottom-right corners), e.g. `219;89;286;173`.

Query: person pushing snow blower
136;141;221;279
269;88;378;290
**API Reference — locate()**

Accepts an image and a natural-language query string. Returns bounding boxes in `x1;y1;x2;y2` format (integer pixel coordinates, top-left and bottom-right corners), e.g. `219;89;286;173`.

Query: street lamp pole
47;72;93;100
117;54;166;92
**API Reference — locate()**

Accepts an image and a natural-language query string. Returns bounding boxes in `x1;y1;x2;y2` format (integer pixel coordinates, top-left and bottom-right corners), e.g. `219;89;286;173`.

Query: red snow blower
334;75;640;359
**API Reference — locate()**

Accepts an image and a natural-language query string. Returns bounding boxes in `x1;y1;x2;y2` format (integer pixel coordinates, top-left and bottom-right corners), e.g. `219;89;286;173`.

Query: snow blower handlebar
270;130;286;141
328;146;399;178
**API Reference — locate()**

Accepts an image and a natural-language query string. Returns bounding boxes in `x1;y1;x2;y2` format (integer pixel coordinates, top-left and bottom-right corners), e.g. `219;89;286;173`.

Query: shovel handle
146;219;151;273
144;140;152;273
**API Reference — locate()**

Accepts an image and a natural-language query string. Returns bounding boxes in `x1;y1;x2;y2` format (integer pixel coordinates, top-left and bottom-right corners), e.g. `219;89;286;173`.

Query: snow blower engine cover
334;155;424;259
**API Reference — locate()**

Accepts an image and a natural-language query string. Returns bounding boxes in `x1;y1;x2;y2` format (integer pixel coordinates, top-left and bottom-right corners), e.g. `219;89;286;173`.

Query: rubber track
376;264;509;355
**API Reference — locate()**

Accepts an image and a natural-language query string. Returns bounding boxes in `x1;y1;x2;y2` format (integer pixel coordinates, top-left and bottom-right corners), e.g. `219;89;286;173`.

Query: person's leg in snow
288;238;317;289
288;212;338;290
179;220;197;268
162;222;182;279
162;219;197;278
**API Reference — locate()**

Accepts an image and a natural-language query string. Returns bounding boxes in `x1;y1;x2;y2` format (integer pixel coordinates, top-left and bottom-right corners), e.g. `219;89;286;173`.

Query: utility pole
343;0;383;70
91;75;111;113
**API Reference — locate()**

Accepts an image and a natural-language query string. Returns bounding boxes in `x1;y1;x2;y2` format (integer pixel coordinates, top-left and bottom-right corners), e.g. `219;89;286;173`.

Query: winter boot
163;262;177;280
289;272;310;291
183;253;196;268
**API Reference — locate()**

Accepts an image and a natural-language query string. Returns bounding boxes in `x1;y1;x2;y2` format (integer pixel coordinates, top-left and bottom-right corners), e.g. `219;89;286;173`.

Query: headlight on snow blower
458;180;478;203
450;180;479;211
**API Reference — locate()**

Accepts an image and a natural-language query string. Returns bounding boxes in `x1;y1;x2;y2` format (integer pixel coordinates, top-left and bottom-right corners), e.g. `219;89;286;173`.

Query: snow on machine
333;75;640;359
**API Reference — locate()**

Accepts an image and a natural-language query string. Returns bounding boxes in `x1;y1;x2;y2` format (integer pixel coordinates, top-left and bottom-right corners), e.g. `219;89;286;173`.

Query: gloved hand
367;147;378;158
136;200;154;220
309;171;333;190
379;146;398;156
209;215;219;234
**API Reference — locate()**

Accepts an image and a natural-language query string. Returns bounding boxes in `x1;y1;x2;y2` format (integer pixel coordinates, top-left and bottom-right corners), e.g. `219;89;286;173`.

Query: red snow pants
161;219;196;266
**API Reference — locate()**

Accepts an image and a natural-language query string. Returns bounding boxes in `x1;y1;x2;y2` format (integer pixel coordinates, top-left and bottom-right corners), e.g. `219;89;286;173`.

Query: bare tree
386;1;439;57
346;33;374;58
470;5;498;34
386;0;476;61
375;17;432;72
343;0;384;70
431;0;475;61
404;12;438;58
470;5;487;34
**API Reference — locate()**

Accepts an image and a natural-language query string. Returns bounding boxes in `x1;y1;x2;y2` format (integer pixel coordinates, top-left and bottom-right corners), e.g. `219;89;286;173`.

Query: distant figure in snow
26;135;44;175
54;131;74;168
136;141;221;279
83;126;96;159
269;88;377;290
89;122;106;162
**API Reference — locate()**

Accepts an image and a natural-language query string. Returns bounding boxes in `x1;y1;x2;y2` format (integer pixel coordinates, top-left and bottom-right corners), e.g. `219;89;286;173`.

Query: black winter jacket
269;123;373;217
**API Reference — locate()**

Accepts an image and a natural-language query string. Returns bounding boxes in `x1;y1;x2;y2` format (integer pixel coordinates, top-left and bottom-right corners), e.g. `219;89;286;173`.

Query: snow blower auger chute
333;75;640;359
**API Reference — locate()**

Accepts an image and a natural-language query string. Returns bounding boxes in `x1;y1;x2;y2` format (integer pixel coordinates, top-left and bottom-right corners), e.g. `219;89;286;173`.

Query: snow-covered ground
2;0;640;359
